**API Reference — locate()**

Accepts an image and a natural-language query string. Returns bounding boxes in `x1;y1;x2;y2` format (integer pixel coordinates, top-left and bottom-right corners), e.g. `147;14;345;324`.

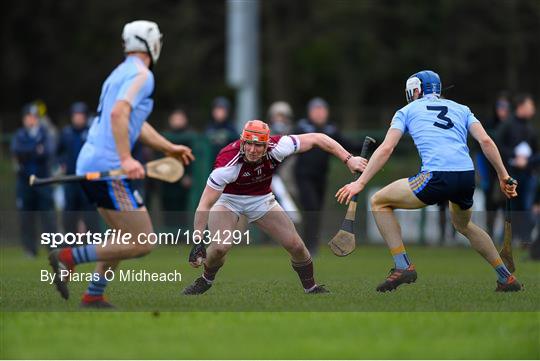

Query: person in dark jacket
496;93;538;243
530;180;540;260
477;93;512;238
161;108;197;228
11;103;57;257
205;96;238;164
57;102;99;234
294;97;357;254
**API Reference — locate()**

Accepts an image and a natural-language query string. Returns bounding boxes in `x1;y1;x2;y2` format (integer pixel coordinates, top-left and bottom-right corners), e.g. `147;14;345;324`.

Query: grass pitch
1;245;539;359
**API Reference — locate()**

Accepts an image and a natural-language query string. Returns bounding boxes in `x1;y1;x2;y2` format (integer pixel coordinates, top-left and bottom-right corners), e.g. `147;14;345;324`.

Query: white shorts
214;193;278;223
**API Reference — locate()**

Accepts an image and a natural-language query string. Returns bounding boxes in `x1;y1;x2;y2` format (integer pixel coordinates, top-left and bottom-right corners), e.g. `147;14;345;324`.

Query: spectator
34;99;59;155
477;92;512;238
57;102;99;234
268;101;294;135
267;101;301;224
530;180;540;260
497;94;538;244
32;99;64;209
293;97;358;254
10;103;57;257
161;108;197;228
205;96;237;163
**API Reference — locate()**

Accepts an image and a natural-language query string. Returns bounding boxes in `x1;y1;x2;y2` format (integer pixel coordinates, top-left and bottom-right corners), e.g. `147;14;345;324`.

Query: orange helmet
241;120;270;144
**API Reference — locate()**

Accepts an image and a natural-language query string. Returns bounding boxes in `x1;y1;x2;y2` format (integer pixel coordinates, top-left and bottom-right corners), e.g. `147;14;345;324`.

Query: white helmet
122;20;163;66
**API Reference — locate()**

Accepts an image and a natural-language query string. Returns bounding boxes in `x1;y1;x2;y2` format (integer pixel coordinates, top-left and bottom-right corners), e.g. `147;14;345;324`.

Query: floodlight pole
226;0;260;130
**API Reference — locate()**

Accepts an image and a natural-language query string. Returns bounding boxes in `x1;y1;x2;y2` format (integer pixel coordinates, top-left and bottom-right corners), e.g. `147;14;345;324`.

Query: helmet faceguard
405;70;442;103
122;20;163;68
405;77;422;103
240;120;271;161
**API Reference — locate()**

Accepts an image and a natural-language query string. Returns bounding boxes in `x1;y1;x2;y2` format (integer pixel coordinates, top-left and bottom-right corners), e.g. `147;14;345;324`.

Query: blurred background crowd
5;93;539;258
0;0;538;258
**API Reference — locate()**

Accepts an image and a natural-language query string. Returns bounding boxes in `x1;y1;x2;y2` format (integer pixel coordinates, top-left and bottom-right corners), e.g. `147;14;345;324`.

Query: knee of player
286;238;308;256
210;244;231;258
451;220;469;235
132;243;154;258
370;192;385;211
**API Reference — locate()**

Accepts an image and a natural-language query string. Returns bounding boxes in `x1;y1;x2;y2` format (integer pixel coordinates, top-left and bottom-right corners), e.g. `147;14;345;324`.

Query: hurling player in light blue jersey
336;70;521;293
48;21;194;308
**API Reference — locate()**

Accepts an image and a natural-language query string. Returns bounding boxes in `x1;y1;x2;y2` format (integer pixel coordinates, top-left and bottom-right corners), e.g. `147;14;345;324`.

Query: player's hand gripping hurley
29;157;184;186
328;136;376;256
188;243;207;268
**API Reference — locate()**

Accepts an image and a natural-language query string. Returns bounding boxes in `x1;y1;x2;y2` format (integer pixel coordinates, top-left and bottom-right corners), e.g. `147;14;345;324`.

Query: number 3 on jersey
427;106;454;130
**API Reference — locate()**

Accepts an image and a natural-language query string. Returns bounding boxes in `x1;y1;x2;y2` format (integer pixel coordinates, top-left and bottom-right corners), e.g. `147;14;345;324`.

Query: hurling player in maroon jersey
183;120;366;295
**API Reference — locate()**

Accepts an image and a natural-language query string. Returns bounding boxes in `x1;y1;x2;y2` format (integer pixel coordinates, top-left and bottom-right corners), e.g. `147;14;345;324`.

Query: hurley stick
328;136;376;256
30;157;184;186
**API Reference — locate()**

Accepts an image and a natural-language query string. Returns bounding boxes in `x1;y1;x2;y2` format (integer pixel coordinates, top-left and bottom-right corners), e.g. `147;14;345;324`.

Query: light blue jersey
390;94;479;172
77;56;154;173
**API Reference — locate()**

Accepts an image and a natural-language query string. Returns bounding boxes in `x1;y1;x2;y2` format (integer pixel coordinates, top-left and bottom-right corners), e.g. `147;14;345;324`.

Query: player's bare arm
110;100;145;179
296;133;367;173
139;122;195;165
189;185;223;267
469;122;517;198
336;128;403;204
194;185;223;237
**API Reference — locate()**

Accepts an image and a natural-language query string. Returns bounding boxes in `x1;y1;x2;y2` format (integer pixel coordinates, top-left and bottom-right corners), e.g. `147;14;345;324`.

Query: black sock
203;264;222;284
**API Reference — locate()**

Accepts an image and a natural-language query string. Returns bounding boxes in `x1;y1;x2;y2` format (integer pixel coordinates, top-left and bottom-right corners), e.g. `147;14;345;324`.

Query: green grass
1;245;539;359
1;246;539;312
2;312;538;359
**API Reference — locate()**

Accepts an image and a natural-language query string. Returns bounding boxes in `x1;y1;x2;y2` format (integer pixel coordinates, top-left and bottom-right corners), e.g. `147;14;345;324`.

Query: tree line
2;0;539;131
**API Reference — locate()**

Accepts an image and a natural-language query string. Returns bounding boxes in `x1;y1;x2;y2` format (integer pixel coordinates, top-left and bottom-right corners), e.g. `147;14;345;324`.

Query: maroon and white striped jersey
207;135;300;196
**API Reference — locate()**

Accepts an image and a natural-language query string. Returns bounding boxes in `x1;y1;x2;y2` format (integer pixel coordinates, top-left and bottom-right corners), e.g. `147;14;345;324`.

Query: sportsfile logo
40;229;251;248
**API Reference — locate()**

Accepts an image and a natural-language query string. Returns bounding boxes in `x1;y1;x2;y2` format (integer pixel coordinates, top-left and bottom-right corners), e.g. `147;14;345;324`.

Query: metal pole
226;0;259;129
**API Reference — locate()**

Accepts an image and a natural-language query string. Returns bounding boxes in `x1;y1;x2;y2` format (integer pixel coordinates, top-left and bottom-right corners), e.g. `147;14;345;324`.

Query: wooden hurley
499;179;517;272
328;136;376;256
29;157;184;186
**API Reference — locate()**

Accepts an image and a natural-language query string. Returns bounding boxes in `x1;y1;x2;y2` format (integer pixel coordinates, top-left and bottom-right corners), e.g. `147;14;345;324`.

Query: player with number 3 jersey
336;70;522;293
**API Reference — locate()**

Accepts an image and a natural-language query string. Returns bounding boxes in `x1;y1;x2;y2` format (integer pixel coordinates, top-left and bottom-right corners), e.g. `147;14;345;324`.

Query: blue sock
494;265;512;283
71;245;98;264
390;245;411;270
491;258;512;283
85;274;108;297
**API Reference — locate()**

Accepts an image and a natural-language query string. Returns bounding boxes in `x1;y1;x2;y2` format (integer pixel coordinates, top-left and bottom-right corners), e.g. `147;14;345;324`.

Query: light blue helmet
405;70;442;103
